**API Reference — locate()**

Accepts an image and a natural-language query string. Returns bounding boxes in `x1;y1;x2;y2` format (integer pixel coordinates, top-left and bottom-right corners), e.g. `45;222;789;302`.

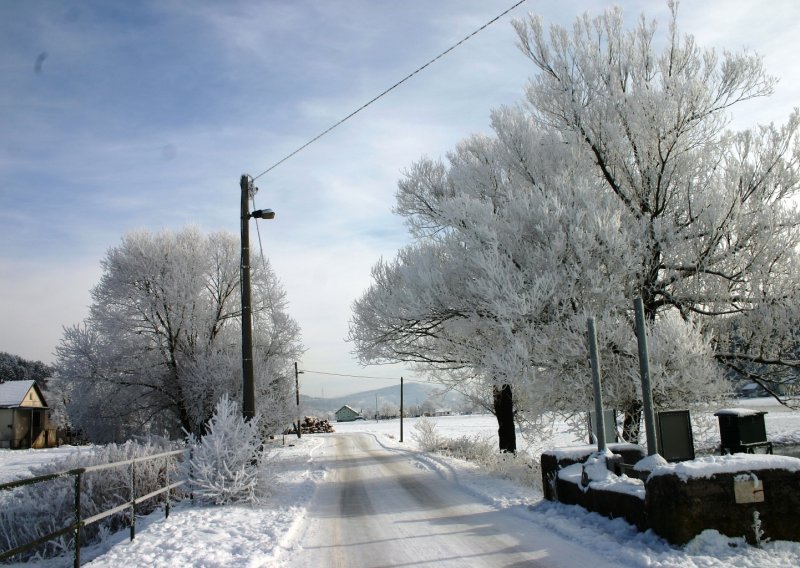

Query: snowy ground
2;398;800;567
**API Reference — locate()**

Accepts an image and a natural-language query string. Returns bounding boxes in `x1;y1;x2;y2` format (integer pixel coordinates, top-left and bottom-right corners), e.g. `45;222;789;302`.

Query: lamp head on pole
250;209;275;220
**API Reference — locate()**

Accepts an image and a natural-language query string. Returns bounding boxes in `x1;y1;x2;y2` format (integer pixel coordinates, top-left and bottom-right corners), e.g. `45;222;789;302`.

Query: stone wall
541;444;646;501
554;471;647;530
541;449;800;545
646;468;800;545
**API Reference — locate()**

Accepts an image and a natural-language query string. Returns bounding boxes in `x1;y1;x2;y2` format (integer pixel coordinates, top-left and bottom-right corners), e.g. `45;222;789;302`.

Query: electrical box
715;409;771;454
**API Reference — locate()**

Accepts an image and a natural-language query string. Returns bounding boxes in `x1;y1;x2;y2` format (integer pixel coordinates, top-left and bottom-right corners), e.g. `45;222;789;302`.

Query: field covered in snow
2;398;800;567
336;396;800;456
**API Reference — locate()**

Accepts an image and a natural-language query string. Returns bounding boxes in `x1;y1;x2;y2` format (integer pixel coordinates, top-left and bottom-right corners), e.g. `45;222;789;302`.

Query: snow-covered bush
411;416;443;452
412;419;542;491
440;433;541;491
0;437;182;562
185;394;271;505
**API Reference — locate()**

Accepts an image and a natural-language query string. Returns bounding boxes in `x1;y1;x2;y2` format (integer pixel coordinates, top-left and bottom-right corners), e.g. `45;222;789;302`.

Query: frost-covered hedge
0;437;182;562
413;417;541;491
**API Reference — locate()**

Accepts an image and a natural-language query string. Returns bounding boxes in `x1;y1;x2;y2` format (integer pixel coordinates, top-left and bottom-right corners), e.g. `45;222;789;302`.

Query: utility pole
295;362;302;438
240;175;256;421
400;376;404;443
239;174;275;421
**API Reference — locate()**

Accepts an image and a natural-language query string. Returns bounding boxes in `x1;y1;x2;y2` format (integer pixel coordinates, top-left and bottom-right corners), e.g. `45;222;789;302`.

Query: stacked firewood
302;416;335;433
283;416;335;434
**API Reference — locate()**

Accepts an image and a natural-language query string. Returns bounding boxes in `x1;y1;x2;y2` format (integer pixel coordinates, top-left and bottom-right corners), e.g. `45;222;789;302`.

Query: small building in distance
335;405;363;422
0;380;56;449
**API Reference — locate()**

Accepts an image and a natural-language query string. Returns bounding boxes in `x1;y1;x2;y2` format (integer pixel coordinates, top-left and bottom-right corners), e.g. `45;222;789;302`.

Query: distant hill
300;382;473;417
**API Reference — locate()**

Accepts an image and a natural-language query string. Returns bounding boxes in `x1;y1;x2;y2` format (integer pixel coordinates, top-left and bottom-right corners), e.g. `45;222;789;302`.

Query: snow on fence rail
0;448;185;567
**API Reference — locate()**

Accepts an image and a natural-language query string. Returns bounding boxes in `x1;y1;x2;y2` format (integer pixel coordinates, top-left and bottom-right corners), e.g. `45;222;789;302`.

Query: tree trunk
492;384;516;453
621;401;642;443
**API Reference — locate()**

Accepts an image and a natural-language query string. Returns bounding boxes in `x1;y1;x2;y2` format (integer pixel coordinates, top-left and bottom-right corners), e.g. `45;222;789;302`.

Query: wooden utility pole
400;376;404;443
239;175;275;421
295;362;302;438
240;174;256;421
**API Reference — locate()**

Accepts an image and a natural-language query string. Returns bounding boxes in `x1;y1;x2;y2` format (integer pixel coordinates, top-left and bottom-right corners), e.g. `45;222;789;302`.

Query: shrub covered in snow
440;433;541;491
411;419;542;491
411;416;443;452
185;394;272;505
0;437;182;562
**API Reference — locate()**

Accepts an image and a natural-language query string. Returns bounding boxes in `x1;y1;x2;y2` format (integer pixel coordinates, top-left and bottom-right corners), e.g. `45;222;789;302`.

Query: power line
251;0;528;181
300;369;426;383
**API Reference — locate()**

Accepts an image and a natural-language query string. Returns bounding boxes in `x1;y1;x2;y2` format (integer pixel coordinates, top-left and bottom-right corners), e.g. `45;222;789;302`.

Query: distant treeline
0;351;53;384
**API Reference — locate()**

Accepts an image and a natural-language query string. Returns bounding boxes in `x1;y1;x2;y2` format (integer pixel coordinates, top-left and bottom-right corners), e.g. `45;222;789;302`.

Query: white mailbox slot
734;473;764;504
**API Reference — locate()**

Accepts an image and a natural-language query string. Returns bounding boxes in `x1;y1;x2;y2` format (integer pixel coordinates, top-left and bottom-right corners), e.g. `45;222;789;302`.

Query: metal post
164;456;171;519
240;174;256;421
634;298;659;456
400;377;404;443
295;362;302;439
74;471;81;568
130;460;136;541
587;317;607;452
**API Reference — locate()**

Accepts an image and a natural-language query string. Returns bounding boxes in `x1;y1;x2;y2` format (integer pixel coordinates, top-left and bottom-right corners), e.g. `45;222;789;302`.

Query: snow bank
651;453;800;481
558;455;646;499
714;408;765;417
633;453;668;471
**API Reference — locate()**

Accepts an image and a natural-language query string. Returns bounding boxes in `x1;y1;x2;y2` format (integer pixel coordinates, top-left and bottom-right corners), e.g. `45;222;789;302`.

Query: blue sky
1;0;798;397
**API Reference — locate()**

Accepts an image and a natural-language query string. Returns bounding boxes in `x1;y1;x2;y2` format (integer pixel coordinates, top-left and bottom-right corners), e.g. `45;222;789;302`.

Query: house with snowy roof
0;380;56;449
334;405;363;422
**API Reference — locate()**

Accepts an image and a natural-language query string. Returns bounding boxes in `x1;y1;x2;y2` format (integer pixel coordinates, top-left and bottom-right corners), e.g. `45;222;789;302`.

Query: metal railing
0;448;186;567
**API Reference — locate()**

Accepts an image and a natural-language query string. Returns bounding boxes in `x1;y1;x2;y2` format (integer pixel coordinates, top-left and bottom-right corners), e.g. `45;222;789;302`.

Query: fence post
129;460;136;541
74;471;81;568
164;455;170;519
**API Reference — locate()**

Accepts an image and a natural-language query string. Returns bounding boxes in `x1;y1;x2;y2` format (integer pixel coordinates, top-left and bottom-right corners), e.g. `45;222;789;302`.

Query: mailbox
656;410;695;462
714;408;772;454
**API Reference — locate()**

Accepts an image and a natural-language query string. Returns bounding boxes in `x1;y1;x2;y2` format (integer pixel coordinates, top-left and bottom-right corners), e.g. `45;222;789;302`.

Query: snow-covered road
283;432;612;568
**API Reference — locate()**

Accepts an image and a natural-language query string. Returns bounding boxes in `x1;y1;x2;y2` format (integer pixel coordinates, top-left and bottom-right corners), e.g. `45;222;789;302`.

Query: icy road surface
283;432;613;568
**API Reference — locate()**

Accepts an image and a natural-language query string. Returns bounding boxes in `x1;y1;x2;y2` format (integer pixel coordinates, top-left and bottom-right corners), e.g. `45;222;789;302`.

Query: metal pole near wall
587;317;607;452
634;298;659;456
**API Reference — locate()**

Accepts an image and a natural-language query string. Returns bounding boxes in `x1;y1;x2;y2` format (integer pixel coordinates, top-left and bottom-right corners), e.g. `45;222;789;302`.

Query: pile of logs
286;416;335;435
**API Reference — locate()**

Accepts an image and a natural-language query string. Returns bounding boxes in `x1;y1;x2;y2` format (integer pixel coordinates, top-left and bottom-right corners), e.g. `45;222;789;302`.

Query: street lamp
240;174;275;421
251;209;275;220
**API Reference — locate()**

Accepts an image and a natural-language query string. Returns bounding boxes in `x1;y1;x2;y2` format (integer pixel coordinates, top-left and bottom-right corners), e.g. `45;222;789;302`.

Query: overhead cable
300;369;426;383
251;0;528;181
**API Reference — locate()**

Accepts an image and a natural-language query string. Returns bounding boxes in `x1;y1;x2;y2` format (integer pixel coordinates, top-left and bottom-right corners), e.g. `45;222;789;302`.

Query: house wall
2;408;50;449
0;408;13;448
336;407;360;422
13;409;31;449
18;387;45;408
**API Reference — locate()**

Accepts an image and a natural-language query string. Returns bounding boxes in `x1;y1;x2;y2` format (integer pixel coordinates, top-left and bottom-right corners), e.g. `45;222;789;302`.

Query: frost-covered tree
55;227;303;441
351;120;628;451
514;3;800;428
351;3;800;445
186;394;271;505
